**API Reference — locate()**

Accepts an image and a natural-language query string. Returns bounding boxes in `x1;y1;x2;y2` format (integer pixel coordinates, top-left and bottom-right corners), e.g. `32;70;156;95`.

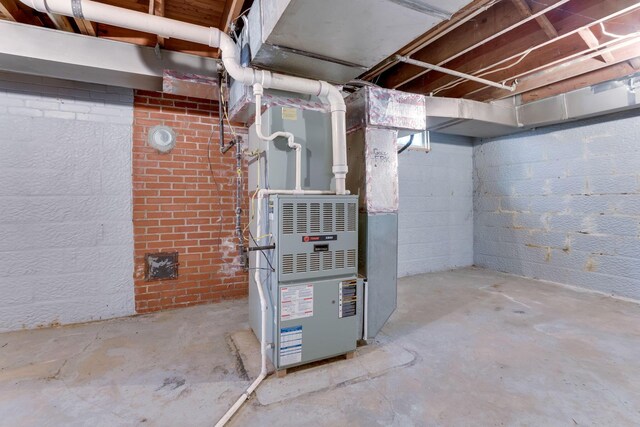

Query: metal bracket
71;0;84;18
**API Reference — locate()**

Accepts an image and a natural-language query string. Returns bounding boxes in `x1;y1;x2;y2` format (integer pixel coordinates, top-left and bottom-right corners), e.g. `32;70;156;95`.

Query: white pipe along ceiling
17;0;350;198
16;0;349;424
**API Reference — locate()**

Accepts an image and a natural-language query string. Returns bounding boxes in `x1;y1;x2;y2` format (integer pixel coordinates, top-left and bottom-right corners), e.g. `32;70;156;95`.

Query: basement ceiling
1;0;640;104
365;0;640;104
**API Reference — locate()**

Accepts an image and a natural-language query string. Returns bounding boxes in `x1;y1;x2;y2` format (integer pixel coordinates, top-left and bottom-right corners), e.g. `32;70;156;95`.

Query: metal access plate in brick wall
145;252;179;281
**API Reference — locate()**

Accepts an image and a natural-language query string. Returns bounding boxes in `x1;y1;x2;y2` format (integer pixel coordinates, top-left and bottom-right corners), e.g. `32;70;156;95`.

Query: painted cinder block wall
0;72;135;332
474;110;640;299
397;133;474;277
132;91;248;313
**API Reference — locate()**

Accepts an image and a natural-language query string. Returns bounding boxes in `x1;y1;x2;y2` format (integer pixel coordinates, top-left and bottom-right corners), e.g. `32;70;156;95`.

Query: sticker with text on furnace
280;284;313;321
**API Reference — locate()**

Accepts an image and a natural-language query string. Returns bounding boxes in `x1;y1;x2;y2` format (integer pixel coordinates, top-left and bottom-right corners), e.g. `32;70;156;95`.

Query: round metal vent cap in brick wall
148;125;177;153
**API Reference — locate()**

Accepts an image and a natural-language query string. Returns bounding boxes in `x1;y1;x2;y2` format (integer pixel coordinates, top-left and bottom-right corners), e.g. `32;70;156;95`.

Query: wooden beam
510;0;558;39
148;0;164;47
472;39;640;101
578;28;616;63
0;0;41;25
219;0;244;34
628;58;640;70
380;0;568;89
75;18;97;36
0;0;17;21
401;0;640;95
361;0;498;81
47;13;75;32
521;60;640;103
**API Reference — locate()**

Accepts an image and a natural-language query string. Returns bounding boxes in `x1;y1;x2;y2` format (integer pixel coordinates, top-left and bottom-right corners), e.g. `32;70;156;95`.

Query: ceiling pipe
396;55;517;92
430;2;640;98
17;0;349;196
392;0;572;89
362;0;501;81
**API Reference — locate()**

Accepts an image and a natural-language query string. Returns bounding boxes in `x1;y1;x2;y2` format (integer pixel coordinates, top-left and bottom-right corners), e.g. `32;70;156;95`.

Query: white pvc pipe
18;0;349;195
215;187;333;425
397;56;516;92
253;83;302;192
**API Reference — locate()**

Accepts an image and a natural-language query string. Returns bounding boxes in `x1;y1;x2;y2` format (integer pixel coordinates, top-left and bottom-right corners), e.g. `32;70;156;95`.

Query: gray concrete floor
2;267;640;426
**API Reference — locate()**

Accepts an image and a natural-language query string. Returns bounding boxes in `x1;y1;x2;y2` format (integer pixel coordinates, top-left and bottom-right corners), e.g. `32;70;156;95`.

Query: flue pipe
18;0;348;195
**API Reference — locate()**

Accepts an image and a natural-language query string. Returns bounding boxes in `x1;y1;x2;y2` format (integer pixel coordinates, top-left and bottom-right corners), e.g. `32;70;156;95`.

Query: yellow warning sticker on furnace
280;284;313;321
282;107;298;121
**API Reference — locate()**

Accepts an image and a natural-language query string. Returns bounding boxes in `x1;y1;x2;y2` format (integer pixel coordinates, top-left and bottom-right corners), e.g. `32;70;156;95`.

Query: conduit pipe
18;0;349;195
253;83;302;192
397;56;517;92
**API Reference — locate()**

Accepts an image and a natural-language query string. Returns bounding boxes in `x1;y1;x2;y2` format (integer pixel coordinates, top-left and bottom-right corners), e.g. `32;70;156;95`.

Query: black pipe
397;134;414;154
248;244;276;252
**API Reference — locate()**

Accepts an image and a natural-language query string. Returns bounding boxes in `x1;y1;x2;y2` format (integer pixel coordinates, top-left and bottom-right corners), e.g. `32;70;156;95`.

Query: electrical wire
207;127;225;254
248;229;275;272
219;76;238;138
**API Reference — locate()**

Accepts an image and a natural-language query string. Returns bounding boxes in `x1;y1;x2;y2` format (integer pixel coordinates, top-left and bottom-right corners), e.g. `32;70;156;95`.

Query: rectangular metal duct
246;0;473;83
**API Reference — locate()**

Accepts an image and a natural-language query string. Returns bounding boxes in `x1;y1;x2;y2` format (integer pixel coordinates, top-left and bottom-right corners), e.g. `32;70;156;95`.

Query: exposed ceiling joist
359;0;499;81
401;0;640;97
219;0;243;34
510;0;558;39
473;38;640;101
148;0;164;47
75;18;96;36
521;59;640;102
381;0;570;89
46;12;74;32
578;28;616;63
0;0;40;25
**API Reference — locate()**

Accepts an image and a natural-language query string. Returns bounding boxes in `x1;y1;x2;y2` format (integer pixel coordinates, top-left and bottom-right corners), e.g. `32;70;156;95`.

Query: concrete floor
2;267;640;426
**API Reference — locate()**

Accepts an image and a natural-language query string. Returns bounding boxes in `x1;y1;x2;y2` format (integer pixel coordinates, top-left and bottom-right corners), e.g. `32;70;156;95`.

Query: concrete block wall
0;72;135;331
474;110;640;299
398;133;474;277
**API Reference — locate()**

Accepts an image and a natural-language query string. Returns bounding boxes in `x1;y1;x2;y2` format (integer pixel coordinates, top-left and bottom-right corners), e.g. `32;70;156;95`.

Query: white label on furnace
280;325;302;366
280;284;313;321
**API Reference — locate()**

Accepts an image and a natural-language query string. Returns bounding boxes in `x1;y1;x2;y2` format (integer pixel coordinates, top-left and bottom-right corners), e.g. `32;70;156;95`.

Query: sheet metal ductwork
424;73;640;139
246;0;474;83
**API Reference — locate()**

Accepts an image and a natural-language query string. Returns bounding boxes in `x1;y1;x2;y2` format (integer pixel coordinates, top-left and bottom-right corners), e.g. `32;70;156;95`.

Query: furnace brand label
301;234;337;242
280;284;314;321
279;326;302;365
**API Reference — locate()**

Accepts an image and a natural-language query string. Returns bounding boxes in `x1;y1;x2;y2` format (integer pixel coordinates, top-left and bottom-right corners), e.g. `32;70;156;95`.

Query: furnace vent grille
336;204;345;232
279;197;357;278
323;251;333;270
296;203;308;234
296;253;307;273
310;203;321;233
282;203;294;235
348;203;356;232
323;203;333;232
347;249;356;268
335;250;345;269
310;252;320;272
282;254;294;274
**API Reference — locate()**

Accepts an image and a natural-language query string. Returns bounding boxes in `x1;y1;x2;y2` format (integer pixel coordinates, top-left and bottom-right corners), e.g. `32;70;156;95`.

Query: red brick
132;90;249;314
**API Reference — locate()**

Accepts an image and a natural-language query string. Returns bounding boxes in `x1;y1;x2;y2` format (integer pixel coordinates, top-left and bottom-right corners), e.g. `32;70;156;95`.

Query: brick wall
132;90;248;313
474;110;640;299
398;133;474;277
0;72;134;331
